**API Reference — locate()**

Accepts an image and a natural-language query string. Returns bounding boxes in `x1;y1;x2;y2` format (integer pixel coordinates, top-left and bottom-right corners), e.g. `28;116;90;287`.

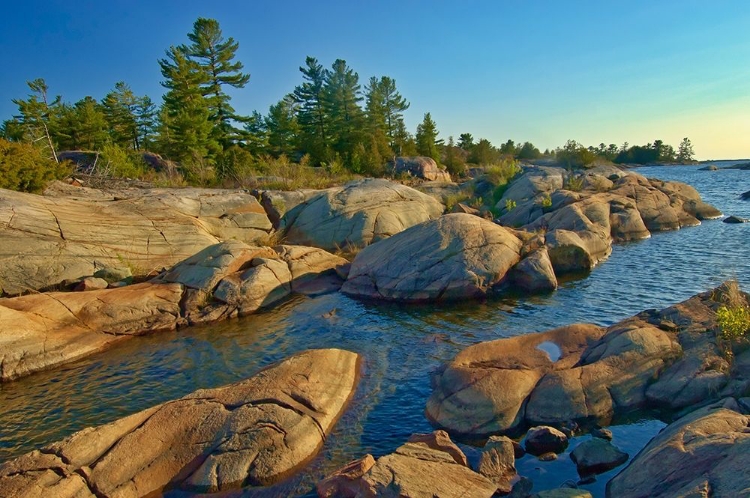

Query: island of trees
1;17;696;192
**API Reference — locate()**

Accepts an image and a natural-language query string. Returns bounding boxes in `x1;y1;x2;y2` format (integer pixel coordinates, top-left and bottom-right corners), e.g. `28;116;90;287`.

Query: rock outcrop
0;184;272;295
280;179;444;251
317;430;497;498
426;284;747;436
342;213;524;302
495;167;721;275
570;438;628;475
391;156;452;182
0;240;349;381
0;282;183;381
0;349;361;496
607;398;749;497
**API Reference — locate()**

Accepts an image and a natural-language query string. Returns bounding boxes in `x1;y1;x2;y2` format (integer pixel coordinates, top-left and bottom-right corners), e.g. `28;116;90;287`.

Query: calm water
1;163;748;496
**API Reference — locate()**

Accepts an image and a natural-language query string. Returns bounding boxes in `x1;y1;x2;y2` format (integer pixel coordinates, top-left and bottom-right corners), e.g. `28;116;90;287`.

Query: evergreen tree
365;76;408;151
243;111;269;156
265;94;300;157
293;56;329;163
135;96;157;150
393;119;417;156
158;46;219;164
416;112;440;162
677;137;695;162
323;59;365;161
181;17;250;147
57;96;109;150
102;81;139;149
11;78;61;163
458;133;474;150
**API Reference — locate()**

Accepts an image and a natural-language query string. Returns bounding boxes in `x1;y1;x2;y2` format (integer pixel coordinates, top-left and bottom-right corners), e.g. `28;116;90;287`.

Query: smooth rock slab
343;213;524;302
0;282;183;381
281;178;444;251
0;348;361;496
0;185;272;295
607;398;750;497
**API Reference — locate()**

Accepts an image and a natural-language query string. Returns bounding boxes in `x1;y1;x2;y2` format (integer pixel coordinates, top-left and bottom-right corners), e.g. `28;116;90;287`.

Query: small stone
74;277;109;291
512;440;526;458
590;427;613;441
94;266;132;283
537;452;558;461
525;426;569;456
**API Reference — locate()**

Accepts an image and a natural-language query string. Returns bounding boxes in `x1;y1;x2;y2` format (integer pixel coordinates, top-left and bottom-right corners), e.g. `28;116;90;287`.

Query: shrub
0;138;72;192
505;199;517;212
565;175;584;192
99;143;148;179
541;194;553;209
484;158;521;187
717;305;750;341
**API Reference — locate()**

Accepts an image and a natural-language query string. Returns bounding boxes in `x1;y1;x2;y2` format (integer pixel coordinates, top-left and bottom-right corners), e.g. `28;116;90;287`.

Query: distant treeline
0;17;696;190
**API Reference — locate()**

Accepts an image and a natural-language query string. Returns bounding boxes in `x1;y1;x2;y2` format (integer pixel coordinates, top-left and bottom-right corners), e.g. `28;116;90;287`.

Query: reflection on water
0;164;748;496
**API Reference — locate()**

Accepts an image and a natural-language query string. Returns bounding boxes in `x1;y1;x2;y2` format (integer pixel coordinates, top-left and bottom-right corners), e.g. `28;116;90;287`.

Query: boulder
700;164;718;171
545;228;610;273
0;349;361;496
93;266;132;283
0;282;183;381
281;179;444;251
524;426;569;455
498;166;566;206
607;398;750;497
73;277;109;291
427;285;743;437
342;213;524;302
509;247;558;292
416;181;463;204
425;324;605;435
741;190;750;200
0;185;272;295
326;430;497;498
478;435;517;494
391;156;452;182
274;244;350;294
256;189;320;229
569;438;628;475
213;258;293;316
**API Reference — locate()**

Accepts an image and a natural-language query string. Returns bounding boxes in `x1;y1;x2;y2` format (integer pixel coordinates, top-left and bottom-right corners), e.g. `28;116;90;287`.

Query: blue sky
1;0;748;159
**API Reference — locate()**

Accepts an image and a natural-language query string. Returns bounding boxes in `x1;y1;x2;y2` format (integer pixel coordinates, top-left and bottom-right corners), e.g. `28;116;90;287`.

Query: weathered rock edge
426;283;750;436
0;241;348;382
0;183;273;296
0;348;362;496
607;397;750;497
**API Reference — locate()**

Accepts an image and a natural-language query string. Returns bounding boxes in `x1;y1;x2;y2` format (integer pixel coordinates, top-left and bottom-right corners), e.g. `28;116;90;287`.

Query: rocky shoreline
0;162;746;495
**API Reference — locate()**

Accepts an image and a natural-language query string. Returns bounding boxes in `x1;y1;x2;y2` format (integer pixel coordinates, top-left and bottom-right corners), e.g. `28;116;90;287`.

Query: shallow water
1;163;748;496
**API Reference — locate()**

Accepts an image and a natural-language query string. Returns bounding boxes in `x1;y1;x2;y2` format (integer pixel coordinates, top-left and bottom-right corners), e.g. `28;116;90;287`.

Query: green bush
0;138;72;192
565;175;584;192
541;194;553;209
717;305;750;341
216;145;257;184
505;199;517;212
99;143;147;179
484;158;521;187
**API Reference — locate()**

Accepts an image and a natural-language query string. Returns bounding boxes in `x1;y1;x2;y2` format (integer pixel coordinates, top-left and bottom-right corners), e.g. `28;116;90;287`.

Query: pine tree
677;137;695;163
158;46;219;164
135;96;157;150
243;111;269;156
57;96;108;150
265;94;300;158
182;18;250;148
293;56;329;163
102;82;139;149
12;78;61;163
323;59;365;161
365;76;408;153
416;112;440;162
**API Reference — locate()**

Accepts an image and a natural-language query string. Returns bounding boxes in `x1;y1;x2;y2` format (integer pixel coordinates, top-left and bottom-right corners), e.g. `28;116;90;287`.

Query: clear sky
1;0;748;160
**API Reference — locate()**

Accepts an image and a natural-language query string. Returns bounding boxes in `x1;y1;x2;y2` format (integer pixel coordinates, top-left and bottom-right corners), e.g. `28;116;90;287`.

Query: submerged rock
607;398;750;497
281;178;444;251
570;438;628;475
0;349;361;496
723;215;749;223
342;213;523;302
524;426;569;455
